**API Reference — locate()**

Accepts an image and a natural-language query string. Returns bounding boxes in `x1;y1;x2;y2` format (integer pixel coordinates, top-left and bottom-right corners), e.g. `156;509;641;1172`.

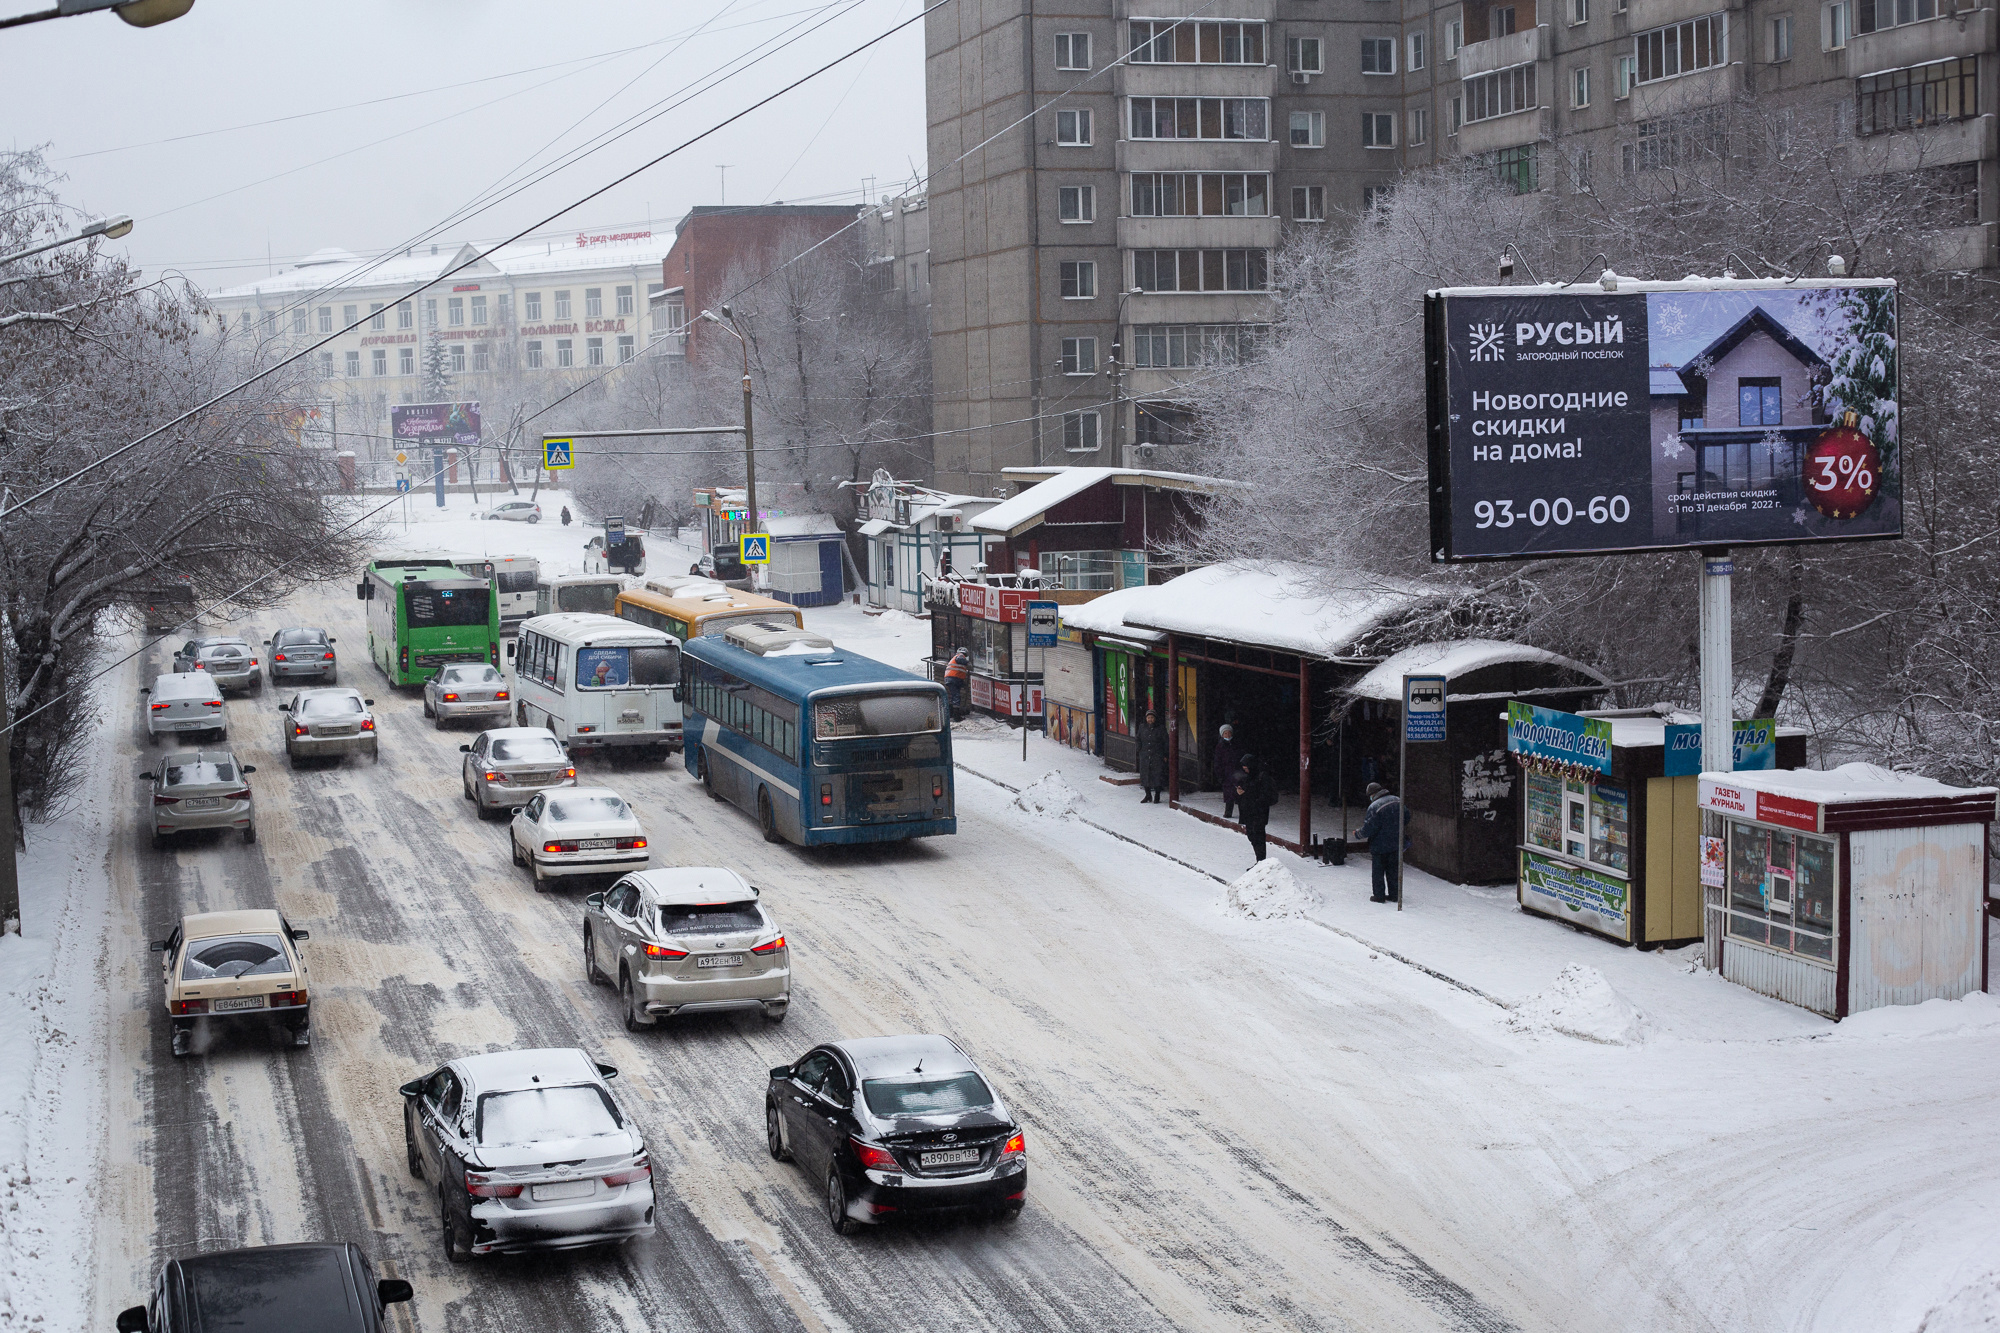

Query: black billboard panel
1426;281;1900;562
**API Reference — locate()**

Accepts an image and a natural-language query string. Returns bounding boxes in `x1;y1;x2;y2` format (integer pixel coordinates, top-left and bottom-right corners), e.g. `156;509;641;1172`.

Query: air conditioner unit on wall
1291;70;1312;84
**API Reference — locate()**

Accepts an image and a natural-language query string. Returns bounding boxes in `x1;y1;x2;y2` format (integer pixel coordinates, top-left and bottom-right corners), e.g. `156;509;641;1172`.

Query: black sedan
765;1034;1026;1234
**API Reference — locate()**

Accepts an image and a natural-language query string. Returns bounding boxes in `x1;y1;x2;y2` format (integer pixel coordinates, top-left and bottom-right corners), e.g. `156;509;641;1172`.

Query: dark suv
116;1242;412;1332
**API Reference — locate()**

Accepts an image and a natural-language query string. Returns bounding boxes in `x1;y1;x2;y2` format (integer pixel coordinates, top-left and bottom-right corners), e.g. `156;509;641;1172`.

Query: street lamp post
0;214;133;270
699;307;757;540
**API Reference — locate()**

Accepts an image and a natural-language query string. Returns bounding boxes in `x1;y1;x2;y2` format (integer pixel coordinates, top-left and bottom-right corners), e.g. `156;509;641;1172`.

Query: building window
1363;184;1394;212
1129;19;1265;63
1724;821;1837;960
1127;97;1269;140
1290;110;1326;146
372;349;388;376
1451;95;1464;132
1039;550;1118;591
1769;14;1794;58
424;298;437;328
343;303;358;326
1568;147;1595;191
1061;336;1098;374
445;296;462;327
1131;323;1267;368
1737;378;1784;426
556;338;574;367
1059;260;1097;299
1490;5;1518;36
585;337;602;366
1857;0;1940;32
1857;57;1977;134
1290;36;1324;72
1134;403;1196;451
471;294;487;324
526;341;543;369
1360;37;1394;73
1362;111;1395;146
1571;0;1589;22
1444;18;1463;58
473;344;491;372
554;291;572;319
315;306;332;333
397;301;413;329
615;285;634;316
1130;172;1270;216
1056;108;1093;144
1524;773;1632;876
909;260;921;290
1058;184;1096;222
1572;67;1592;106
525;292;543;320
345;350;360;377
1055;31;1091;69
1466;63;1538;121
399;347;415;376
585;288;602;318
292;307;308;334
1292;185;1326;220
1061;411;1101;453
618;334;635;362
1409;107;1430;145
1824;0;1851;47
317;351;333;377
1408;31;1426;69
1493;143;1538;193
368;303;386;332
1616;54;1638;95
445;344;462;373
1635;13;1728;84
1130;248;1269;292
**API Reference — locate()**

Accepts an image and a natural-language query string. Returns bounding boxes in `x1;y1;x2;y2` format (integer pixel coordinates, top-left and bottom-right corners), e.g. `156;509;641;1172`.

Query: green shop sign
1520;848;1630;941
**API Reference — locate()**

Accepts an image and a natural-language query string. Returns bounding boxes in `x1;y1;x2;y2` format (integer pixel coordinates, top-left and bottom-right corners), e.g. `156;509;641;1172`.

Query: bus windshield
814;691;943;740
576;644;679;688
406;585;491;627
557;583;621;615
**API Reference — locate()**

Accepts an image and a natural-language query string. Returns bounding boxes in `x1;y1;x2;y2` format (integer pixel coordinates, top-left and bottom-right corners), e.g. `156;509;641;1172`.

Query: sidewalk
950;720;1829;1043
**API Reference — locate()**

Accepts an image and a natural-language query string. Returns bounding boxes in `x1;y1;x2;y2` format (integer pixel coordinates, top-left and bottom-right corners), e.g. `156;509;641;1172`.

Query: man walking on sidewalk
1237;754;1277;863
1356;781;1404;903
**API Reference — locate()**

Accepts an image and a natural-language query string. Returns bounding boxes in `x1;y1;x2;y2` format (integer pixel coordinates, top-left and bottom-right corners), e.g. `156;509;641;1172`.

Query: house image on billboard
1647;305;1839;544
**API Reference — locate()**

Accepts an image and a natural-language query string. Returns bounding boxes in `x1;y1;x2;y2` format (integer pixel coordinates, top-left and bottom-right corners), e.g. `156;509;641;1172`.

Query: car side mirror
505;643;516;659
595;1062;619;1080
139;772;155;780
290;928;309;941
585;892;604;909
116;1306;149;1332
150;940;167;953
377;1278;414;1307
397;1078;425;1099
328;637;336;644
769;1065;793;1081
278;703;290;712
263;638;272;645
672;686;683;703
139;687;150;695
364;699;375;706
459;744;472;753
356;582;368;600
242;765;256;774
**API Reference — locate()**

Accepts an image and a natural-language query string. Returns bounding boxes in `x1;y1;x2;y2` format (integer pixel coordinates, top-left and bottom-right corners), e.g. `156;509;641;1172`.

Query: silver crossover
173;636;261;694
424;663;512;729
460;727;574;817
278;688;379;765
582;867;790;1030
400;1047;655;1260
143;749;258;848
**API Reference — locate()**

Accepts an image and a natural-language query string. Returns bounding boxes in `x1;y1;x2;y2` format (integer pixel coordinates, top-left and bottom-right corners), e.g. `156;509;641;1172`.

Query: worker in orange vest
943;647;971;719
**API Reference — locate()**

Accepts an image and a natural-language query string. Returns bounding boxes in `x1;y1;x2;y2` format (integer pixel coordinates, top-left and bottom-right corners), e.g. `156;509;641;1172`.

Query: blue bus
680;625;955;846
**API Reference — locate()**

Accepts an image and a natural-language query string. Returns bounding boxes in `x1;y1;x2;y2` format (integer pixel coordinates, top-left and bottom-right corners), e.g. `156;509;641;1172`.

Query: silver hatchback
460;727;575;818
174;636;261;694
424;663;511;730
143;749;258;848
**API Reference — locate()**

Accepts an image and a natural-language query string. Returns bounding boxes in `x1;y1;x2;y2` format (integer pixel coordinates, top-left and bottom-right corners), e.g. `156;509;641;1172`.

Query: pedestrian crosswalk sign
739;533;771;564
542;437;575;470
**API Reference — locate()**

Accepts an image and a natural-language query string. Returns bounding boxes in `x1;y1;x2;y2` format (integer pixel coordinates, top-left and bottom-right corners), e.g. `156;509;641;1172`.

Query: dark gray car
265;627;337;685
173;637;260;694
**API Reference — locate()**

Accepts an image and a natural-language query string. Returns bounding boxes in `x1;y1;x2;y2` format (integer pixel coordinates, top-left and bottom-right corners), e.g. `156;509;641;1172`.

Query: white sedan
510;788;650;890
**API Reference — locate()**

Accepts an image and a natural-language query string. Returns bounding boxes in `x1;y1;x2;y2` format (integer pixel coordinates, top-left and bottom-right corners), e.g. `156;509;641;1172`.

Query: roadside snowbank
1012;771;1080;820
1509;963;1647;1045
1824;991;2000;1044
1223;860;1318;921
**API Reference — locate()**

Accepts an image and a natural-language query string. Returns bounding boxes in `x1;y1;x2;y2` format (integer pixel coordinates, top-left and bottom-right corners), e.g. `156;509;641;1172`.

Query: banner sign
1663;719;1778;776
957;584;1028;622
391;401;481;447
1507;701;1612;775
1520;848;1630;942
1700;779;1822;832
1403;675;1447;743
1425;280;1901;562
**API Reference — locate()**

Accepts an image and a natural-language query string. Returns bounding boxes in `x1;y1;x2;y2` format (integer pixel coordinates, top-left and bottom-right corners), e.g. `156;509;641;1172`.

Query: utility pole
698;307;758;535
1700;549;1733;968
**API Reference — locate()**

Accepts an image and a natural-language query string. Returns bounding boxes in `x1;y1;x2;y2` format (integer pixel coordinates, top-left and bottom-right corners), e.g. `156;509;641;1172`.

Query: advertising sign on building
1506;701;1612;775
391;401;481;447
1520;849;1630;942
1663;718;1778;776
1699;778;1822;832
957;584;1028;622
1425;280;1900;561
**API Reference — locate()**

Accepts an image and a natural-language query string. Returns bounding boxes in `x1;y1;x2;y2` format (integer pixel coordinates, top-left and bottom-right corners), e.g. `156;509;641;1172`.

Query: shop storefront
1043;622;1096;751
925;578;1043;719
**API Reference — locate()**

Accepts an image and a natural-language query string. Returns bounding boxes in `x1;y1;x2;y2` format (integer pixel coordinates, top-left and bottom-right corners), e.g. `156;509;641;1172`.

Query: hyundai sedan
143;749;257;848
582;867;789;1029
766;1035;1026;1234
400;1048;655;1260
510;787;649;889
173;636;261;694
265;626;337;685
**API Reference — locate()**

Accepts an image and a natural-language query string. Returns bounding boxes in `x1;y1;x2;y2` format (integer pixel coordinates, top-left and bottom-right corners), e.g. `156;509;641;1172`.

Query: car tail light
273;653;287;662
269;989;307;1008
576;725;595;734
821;783;832;806
483;769;502;781
202;700;224;709
400;646;408;673
563;767;577;779
464;1170;523;1199
171;999;208;1016
851;1140;899;1172
602;1156;652;1188
1001;1131;1026;1159
489;643;500;667
293;723;310;737
360;718;375;731
495;690;509;700
222;789;251;801
933;777;944;798
193;662;205;670
441;693;460;702
248;660;258;668
643;943;688;959
751;935;786;955
544;840;577;853
150;702;169;711
322;652;335;661
616;837;647;850
154;793;179;805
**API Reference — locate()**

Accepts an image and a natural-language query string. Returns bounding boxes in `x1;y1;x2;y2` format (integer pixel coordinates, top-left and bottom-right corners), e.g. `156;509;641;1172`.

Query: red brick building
656;205;854;361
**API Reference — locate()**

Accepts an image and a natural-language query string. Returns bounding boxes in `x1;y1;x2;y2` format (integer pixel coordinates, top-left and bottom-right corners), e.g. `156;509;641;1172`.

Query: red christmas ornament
1804;418;1881;520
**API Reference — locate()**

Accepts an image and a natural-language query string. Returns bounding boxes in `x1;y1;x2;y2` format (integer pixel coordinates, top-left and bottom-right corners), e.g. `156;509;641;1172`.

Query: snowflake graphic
1659;434;1688;460
1468;322;1506;362
1792;506;1813;526
1655;300;1689;337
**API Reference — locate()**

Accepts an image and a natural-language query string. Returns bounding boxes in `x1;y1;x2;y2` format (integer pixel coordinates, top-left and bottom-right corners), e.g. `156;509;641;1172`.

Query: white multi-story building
202;229;681;462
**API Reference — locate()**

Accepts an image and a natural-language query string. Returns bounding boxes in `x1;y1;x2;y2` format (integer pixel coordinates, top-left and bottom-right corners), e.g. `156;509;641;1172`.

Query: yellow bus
612;584;803;643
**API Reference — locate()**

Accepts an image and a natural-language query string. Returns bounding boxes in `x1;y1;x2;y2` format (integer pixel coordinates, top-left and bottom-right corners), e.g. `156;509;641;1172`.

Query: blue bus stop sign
1403;675;1448;743
1026;600;1059;647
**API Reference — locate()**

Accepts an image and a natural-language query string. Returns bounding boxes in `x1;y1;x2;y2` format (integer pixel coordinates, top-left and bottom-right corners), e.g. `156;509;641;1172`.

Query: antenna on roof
913;1058;924;1075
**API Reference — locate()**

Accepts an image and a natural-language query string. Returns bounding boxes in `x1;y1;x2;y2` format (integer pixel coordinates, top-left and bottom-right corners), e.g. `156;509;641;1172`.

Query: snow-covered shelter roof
764;513;840;538
970;466;1247;538
1347;639;1607;701
1057;585;1167;645
1123;563;1435;661
1701;762;1996;807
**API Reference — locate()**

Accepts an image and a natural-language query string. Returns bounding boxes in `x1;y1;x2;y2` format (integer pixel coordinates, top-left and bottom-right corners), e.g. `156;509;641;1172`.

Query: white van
534;574;626;618
510;613;683;756
144;670;226;745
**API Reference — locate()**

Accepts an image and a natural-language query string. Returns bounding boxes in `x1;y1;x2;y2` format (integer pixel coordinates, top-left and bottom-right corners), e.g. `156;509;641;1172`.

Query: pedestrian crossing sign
739;533;771;564
542;436;575;470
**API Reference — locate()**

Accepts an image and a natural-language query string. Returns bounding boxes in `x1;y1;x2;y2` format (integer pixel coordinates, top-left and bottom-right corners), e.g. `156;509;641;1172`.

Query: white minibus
534;574;626;617
509;613;683;756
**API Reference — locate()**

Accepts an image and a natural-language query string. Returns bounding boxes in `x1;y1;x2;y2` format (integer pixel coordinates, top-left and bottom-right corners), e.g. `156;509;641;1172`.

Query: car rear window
187;1247;352;1329
547;795;630;822
300;695;363;716
491;737;564;762
656;900;761;935
862;1073;995;1118
182;934;290;980
165;760;235;785
442;665;503;684
477;1084;621;1145
274;629;328;646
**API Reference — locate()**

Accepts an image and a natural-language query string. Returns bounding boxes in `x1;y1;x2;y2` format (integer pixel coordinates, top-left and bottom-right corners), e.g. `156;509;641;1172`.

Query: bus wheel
758;790;781;844
699;751;719;800
516;702;529;727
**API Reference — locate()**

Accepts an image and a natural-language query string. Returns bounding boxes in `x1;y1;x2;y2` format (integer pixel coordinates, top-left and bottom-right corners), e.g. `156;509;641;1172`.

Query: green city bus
357;560;502;686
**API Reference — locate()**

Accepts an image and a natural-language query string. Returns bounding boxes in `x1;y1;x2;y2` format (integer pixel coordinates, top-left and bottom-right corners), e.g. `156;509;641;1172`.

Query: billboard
390;401;481;448
1425;280;1899;562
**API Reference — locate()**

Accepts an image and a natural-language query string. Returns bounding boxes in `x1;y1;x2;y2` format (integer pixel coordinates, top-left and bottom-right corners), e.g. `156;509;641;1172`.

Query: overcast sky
2;0;928;292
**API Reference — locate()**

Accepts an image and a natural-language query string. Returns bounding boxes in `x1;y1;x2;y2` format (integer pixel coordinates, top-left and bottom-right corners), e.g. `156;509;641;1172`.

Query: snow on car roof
1123;562;1438;662
182;908;284;939
150;671;220;698
630;866;755;905
835;1034;974;1080
1347;639;1608;701
457;1047;604;1093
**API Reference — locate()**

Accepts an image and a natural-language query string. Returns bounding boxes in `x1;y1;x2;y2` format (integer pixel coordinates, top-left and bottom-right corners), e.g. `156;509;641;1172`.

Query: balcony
1116;216;1282;250
1116;65;1277;99
1455;105;1551;154
1848;9;1995;77
1842;111;1994;172
1458;24;1548;77
1114;140;1281;174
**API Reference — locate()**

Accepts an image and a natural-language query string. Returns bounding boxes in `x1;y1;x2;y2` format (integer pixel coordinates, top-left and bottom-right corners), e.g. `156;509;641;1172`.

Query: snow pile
1919;1272;2000;1332
871;608;920;626
1509;964;1648;1045
1012;771;1081;820
1222;860;1319;921
1825;991;2000;1043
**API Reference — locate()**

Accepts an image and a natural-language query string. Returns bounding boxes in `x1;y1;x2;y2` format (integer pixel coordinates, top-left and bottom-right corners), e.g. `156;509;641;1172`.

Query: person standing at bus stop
1237;754;1277;863
944;647;971;719
1356;782;1404;902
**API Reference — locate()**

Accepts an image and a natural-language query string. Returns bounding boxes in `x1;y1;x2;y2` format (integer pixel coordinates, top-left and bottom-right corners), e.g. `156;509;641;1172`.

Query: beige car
152;908;313;1058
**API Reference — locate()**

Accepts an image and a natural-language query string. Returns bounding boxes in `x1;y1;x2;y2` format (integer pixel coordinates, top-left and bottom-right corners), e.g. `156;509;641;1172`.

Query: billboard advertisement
1425;280;1899;562
390;401;481;448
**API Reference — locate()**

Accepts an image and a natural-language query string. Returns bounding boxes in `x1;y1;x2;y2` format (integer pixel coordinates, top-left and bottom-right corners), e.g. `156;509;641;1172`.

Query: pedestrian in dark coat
560;506;572;526
1212;723;1243;819
1355;781;1404;902
1237;753;1278;862
1135;710;1169;803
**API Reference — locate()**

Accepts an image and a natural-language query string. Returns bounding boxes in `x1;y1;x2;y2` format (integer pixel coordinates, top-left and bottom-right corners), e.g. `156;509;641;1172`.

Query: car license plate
578;838;615;851
531;1179;595;1202
696;953;744;969
920;1148;980;1168
178;798;222;810
211;996;264;1012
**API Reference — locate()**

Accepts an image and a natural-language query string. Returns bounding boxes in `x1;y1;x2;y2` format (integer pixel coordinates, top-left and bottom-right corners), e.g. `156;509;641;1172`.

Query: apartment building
856;191;933;325
656;204;857;362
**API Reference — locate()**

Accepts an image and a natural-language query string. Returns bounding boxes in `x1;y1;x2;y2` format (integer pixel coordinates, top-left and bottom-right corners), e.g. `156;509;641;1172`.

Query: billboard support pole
1699;549;1733;969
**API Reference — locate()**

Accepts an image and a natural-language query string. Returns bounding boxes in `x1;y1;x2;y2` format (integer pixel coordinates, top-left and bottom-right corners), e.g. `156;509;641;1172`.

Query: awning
858;518;895;536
